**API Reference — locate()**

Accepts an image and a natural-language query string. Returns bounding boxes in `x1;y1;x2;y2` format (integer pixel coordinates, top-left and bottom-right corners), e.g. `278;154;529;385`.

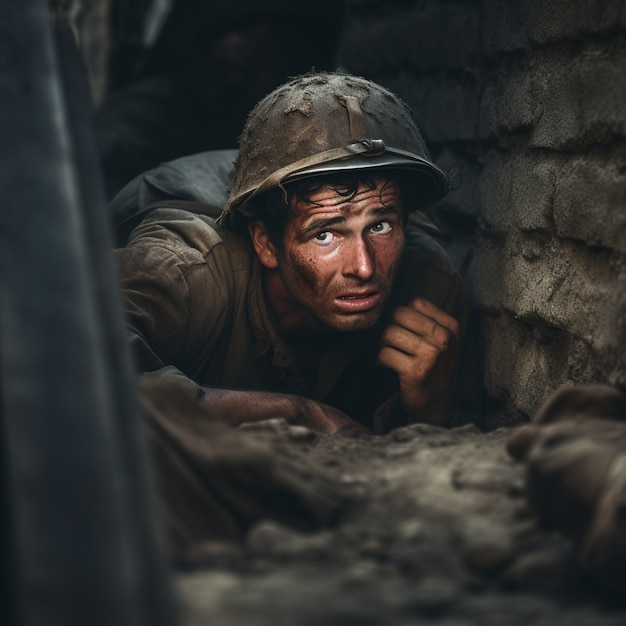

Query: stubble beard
311;273;394;333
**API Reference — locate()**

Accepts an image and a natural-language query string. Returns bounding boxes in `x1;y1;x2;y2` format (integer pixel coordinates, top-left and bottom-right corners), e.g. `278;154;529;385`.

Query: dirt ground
171;420;626;625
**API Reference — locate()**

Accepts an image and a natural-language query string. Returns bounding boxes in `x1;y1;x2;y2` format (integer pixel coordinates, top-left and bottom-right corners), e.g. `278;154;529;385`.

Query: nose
343;236;375;281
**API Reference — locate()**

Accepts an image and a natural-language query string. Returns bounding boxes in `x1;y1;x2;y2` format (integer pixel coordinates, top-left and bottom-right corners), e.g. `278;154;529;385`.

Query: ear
247;221;279;269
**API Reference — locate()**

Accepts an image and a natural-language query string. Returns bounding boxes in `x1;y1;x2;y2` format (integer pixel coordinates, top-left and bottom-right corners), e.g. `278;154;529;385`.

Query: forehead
287;176;403;215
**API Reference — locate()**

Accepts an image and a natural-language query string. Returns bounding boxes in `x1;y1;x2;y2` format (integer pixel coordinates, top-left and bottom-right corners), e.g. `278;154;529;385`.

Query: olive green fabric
116;208;472;434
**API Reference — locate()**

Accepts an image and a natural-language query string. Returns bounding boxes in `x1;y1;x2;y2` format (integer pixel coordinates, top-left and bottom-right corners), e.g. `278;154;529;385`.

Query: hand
378;297;460;425
290;397;372;440
506;413;626;593
201;386;372;439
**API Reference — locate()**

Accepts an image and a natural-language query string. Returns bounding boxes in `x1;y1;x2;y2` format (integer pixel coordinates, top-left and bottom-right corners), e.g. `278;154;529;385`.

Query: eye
314;231;335;244
370;221;392;235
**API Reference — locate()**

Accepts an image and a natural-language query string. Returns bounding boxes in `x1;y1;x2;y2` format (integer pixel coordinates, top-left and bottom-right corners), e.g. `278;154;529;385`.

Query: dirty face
249;177;406;334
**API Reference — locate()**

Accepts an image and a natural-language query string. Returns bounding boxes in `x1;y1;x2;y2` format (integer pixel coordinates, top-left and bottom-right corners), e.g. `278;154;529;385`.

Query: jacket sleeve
115;241;199;374
116;211;237;394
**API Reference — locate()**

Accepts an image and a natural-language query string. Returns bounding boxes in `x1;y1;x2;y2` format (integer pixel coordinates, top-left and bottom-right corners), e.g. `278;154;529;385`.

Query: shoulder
404;218;458;278
121;207;253;271
116;208;256;348
115;208;255;309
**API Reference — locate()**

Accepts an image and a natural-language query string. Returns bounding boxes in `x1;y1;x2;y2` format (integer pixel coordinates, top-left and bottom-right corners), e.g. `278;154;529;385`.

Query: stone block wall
337;0;626;426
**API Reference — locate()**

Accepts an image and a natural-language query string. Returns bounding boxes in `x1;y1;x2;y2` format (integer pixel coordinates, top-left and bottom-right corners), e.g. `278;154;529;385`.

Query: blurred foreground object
0;2;175;625
139;377;352;560
507;384;626;594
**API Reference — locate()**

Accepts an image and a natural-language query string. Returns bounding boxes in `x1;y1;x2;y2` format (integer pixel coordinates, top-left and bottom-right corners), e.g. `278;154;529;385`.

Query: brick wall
337;0;626;426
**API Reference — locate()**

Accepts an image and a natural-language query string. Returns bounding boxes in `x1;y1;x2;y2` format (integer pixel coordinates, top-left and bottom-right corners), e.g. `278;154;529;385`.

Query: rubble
173;421;626;625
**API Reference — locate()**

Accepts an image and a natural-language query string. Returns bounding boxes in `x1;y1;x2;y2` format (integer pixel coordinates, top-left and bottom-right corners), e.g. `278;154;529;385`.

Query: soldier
116;71;478;440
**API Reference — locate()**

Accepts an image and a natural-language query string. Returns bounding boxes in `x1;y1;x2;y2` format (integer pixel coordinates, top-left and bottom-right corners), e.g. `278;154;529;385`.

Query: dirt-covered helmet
218;71;449;229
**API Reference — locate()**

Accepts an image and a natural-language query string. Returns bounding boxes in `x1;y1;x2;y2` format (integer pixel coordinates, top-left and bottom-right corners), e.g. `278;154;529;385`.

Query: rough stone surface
479;313;609;419
472;236;626;413
481;0;626;55
479;67;535;139
173;424;626;625
472;234;625;341
529;43;626;149
553;151;626;253
525;0;626;45
478;150;558;232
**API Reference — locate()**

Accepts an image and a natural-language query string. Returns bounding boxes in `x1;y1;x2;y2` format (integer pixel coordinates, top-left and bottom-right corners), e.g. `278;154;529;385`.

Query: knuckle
423;341;441;361
380;325;397;344
434;324;452;347
416;343;441;372
392;305;411;324
377;344;391;358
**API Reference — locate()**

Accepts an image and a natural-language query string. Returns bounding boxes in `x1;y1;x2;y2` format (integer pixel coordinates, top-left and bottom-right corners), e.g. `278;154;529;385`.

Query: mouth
335;290;382;313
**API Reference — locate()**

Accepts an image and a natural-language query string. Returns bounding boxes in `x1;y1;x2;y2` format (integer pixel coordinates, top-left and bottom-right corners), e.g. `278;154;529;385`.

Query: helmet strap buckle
347;139;386;156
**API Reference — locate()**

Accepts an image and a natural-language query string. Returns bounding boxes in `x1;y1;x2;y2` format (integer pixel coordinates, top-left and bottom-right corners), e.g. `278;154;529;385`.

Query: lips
335;290;382;313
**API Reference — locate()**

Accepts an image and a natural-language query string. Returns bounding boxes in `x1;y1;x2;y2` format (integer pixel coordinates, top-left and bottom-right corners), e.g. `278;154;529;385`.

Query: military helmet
218;71;449;229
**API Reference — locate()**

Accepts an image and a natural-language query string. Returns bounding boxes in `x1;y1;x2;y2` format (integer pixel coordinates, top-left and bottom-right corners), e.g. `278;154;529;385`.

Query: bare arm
378;297;460;426
200;387;372;439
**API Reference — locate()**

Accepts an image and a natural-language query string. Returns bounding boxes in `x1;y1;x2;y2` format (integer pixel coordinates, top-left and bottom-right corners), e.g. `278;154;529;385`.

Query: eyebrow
306;205;399;230
299;215;346;239
298;205;402;240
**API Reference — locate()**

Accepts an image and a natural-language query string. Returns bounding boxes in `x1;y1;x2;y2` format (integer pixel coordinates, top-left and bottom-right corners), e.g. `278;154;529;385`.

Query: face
249;177;406;334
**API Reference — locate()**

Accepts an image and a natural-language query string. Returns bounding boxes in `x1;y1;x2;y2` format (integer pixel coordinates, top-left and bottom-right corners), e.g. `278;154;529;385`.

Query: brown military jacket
116;208;473;434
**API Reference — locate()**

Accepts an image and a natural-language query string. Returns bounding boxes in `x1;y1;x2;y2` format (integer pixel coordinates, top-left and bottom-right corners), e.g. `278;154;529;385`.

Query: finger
534;384;626;425
333;423;372;440
382;318;452;355
391;306;459;349
506;424;541;460
378;341;440;379
405;298;460;337
381;324;440;356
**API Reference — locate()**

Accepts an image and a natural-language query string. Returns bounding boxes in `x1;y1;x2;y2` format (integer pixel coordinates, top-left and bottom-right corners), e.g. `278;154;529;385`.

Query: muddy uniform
117;208;471;435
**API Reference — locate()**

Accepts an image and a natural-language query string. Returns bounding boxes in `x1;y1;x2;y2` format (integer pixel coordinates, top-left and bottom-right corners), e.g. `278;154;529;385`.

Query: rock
247;520;335;561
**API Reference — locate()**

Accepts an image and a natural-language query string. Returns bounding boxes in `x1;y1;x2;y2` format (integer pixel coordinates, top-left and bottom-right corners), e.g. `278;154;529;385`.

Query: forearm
201;387;297;425
200;387;371;438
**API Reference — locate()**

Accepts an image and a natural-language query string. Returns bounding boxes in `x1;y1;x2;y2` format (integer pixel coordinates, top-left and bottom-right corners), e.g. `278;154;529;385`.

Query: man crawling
114;72;479;553
116;72;474;438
